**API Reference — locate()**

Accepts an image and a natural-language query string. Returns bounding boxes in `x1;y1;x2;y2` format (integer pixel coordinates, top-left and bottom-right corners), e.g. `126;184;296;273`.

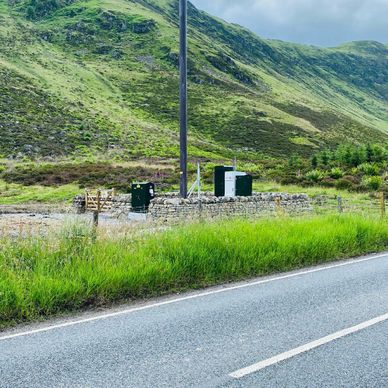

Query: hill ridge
0;0;387;160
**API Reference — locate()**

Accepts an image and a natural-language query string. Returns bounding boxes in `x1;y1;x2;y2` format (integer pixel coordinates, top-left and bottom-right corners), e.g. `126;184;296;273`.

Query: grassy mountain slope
0;0;387;162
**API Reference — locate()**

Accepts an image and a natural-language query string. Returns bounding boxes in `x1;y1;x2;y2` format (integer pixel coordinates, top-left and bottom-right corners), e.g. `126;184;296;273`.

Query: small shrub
321;177;336;188
239;163;263;177
24;0;77;20
329;167;344;179
280;174;300;185
357;163;380;176
305;169;324;182
335;178;355;190
362;176;383;191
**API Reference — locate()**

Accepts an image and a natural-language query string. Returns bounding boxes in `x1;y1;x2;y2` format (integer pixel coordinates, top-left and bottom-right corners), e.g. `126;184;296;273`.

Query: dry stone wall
148;193;311;222
74;192;312;222
110;194;132;217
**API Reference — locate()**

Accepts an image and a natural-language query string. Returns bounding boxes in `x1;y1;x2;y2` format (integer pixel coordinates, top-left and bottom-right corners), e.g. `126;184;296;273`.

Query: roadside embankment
0;214;387;329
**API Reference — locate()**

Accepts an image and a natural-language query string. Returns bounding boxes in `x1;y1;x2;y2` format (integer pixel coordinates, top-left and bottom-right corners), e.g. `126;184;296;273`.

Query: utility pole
179;0;188;198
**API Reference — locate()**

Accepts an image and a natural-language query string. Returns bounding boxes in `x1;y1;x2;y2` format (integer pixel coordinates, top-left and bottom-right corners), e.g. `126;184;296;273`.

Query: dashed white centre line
230;312;388;379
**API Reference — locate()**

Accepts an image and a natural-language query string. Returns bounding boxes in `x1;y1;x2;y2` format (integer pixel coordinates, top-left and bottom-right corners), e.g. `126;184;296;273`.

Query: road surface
1;252;388;387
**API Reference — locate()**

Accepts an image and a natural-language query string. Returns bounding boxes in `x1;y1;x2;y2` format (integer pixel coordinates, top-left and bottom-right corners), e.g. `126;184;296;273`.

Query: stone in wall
73;195;86;214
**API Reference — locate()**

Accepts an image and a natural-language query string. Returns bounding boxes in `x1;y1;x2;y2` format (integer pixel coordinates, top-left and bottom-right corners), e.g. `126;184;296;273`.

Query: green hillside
0;0;387;162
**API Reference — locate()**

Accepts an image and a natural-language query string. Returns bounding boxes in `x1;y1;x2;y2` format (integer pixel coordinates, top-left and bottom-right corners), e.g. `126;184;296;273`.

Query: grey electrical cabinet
131;182;155;212
214;166;234;197
215;166;253;197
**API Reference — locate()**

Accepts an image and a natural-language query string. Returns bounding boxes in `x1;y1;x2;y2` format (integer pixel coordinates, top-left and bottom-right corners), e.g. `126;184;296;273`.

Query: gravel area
0;210;144;238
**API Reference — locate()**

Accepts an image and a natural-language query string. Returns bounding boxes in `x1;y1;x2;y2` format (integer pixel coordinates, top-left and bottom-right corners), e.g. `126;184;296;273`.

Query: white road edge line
0;253;387;342
229;312;388;379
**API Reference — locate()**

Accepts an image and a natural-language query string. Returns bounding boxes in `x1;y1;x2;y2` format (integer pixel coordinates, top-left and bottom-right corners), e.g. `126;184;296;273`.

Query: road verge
1;214;387;329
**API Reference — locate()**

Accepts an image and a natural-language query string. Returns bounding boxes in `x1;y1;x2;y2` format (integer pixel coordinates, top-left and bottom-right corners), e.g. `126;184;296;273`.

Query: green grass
0;180;79;205
252;181;369;201
1;214;387;328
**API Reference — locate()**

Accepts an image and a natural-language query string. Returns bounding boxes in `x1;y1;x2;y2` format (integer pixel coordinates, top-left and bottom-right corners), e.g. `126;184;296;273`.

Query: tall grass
0;215;387;328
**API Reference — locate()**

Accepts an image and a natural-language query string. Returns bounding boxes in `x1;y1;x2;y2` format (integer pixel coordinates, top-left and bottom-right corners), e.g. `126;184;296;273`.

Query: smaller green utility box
236;175;253;197
131;182;155;213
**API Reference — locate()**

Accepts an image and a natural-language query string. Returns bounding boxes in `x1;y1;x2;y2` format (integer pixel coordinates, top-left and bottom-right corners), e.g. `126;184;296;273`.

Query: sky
191;0;388;47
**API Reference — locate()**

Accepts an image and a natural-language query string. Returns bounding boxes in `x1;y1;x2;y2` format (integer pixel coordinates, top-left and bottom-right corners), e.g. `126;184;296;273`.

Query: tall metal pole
179;0;188;198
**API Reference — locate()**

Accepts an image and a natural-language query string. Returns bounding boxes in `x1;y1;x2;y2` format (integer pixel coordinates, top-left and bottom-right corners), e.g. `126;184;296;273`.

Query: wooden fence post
275;197;285;217
93;190;101;228
380;192;386;219
337;196;343;213
85;189;89;210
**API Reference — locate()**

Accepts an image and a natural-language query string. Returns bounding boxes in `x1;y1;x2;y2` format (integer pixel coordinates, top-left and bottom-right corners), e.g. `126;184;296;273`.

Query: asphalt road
1;252;388;388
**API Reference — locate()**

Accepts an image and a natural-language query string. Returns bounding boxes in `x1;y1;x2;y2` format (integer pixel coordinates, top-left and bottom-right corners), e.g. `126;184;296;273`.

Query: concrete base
128;212;148;222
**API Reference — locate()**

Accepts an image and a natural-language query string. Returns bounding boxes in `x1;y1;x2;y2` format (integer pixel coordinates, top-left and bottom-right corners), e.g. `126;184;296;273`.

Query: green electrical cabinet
131;182;155;212
236;174;253;197
214;166;234;197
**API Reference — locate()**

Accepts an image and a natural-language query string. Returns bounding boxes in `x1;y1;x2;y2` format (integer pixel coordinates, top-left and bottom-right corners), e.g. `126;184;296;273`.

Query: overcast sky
191;0;388;47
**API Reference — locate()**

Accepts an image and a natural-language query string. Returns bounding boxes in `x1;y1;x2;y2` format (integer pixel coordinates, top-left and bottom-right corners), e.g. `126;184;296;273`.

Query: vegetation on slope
279;143;388;192
0;0;387;162
1;214;387;328
0;160;178;189
0;179;79;204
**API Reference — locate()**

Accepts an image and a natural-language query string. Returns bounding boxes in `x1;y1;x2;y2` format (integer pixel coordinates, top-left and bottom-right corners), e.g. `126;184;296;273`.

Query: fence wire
311;195;385;218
